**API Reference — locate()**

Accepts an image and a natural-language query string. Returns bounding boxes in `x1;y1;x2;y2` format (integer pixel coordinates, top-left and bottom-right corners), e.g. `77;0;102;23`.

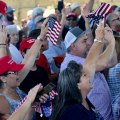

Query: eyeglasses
111;16;120;21
4;71;18;76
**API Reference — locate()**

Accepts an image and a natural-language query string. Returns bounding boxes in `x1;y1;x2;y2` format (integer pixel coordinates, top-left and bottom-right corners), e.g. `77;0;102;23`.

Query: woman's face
3;71;20;88
77;73;92;93
10;31;19;45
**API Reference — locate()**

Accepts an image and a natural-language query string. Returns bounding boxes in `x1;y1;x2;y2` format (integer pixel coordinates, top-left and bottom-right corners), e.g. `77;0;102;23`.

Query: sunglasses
111;16;120;21
4;71;18;76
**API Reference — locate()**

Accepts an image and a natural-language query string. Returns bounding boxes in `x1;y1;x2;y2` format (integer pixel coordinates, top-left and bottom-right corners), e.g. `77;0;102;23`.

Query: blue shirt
108;63;120;120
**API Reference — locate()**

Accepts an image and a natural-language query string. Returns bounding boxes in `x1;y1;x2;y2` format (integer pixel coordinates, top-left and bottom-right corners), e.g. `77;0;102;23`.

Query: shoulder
0;96;10;114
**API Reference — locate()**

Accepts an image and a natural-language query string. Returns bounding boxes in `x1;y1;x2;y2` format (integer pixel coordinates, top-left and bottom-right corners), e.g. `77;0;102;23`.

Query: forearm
84;18;90;30
0;44;9;58
85;41;104;66
97;39;115;70
8;100;31;120
87;0;94;11
19;39;42;82
83;41;104;82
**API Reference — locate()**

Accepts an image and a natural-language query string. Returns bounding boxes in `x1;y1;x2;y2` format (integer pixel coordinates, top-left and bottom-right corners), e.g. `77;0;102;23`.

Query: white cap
6;25;18;34
70;3;80;11
64;27;84;49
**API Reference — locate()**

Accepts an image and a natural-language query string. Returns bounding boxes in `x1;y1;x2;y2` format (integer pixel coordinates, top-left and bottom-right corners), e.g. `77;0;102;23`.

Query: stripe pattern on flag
87;2;113;29
46;17;61;45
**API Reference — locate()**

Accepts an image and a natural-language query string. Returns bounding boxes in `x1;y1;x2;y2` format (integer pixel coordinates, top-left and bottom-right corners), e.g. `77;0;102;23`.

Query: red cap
20;37;36;53
0;0;7;14
66;12;77;18
0;56;24;75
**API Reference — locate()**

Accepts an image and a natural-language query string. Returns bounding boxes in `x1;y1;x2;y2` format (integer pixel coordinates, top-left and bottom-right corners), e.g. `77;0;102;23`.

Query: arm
87;0;95;11
8;84;48;120
82;21;104;80
18;19;48;83
96;26;116;71
0;25;9;57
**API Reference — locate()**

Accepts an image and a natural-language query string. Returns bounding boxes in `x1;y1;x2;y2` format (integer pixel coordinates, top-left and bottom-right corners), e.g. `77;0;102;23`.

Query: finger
39;96;48;103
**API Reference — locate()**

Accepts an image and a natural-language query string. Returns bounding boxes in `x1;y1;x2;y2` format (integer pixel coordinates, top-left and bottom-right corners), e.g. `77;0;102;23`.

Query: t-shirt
20;65;49;93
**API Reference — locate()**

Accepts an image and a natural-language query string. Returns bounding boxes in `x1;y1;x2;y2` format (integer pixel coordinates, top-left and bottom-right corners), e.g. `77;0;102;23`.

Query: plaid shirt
108;63;120;120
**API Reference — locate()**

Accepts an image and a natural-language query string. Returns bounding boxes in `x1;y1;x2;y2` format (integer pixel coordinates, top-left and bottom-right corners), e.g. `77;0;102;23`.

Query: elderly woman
6;24;23;64
50;21;112;120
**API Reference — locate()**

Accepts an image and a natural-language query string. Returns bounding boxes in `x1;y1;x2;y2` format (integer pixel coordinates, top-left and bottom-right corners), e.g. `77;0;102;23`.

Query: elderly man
60;26;115;120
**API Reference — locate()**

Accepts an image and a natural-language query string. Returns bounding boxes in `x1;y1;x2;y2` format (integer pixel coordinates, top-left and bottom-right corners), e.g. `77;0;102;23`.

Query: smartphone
35;82;56;101
57;0;64;13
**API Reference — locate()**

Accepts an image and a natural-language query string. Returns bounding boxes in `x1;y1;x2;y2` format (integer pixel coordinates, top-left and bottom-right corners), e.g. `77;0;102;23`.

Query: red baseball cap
0;56;24;75
0;0;7;14
20;37;36;53
66;12;77;18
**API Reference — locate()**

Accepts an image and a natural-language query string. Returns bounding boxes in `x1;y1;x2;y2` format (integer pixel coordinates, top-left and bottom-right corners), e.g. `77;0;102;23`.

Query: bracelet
94;39;103;43
0;44;6;45
37;36;43;42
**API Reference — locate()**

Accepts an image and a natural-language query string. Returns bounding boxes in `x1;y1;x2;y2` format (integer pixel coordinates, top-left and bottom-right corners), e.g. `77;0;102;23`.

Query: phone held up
35;82;56;102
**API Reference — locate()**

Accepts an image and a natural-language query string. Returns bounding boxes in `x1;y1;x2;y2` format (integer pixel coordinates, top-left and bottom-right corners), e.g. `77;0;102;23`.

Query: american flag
46;17;61;45
87;2;113;29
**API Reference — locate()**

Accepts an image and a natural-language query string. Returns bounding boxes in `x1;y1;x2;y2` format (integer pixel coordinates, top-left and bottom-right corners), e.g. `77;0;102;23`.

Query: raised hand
27;84;43;104
95;20;104;42
39;18;48;40
0;24;7;44
104;24;115;44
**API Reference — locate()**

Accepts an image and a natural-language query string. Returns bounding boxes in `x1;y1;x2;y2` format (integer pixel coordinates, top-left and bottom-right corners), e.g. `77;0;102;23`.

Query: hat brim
10;63;24;72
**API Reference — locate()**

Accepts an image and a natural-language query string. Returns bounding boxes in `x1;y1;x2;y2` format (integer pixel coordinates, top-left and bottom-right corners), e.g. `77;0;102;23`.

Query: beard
115;23;120;30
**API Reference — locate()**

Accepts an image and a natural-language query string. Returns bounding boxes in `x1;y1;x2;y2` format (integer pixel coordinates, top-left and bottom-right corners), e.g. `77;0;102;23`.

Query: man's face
73;33;90;57
66;16;77;27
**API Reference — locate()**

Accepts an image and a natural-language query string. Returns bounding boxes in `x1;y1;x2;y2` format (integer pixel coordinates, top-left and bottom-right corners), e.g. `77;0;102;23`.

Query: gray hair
50;60;83;120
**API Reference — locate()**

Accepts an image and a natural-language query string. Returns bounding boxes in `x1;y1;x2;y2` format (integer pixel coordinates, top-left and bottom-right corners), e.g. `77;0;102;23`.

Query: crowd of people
0;0;120;120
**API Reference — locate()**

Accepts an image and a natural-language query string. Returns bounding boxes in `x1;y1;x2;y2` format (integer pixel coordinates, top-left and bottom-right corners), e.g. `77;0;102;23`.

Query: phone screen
35;83;56;101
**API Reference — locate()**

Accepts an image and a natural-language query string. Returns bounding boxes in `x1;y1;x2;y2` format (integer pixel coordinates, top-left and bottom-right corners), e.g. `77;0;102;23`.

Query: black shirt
20;65;49;94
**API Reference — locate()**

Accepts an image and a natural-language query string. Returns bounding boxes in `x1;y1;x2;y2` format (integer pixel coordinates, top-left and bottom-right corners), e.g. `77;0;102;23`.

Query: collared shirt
43;41;66;73
108;63;120;120
60;53;113;120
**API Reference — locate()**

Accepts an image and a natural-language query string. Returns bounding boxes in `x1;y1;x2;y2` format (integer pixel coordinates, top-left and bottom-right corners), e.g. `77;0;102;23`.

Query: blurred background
4;0;120;25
